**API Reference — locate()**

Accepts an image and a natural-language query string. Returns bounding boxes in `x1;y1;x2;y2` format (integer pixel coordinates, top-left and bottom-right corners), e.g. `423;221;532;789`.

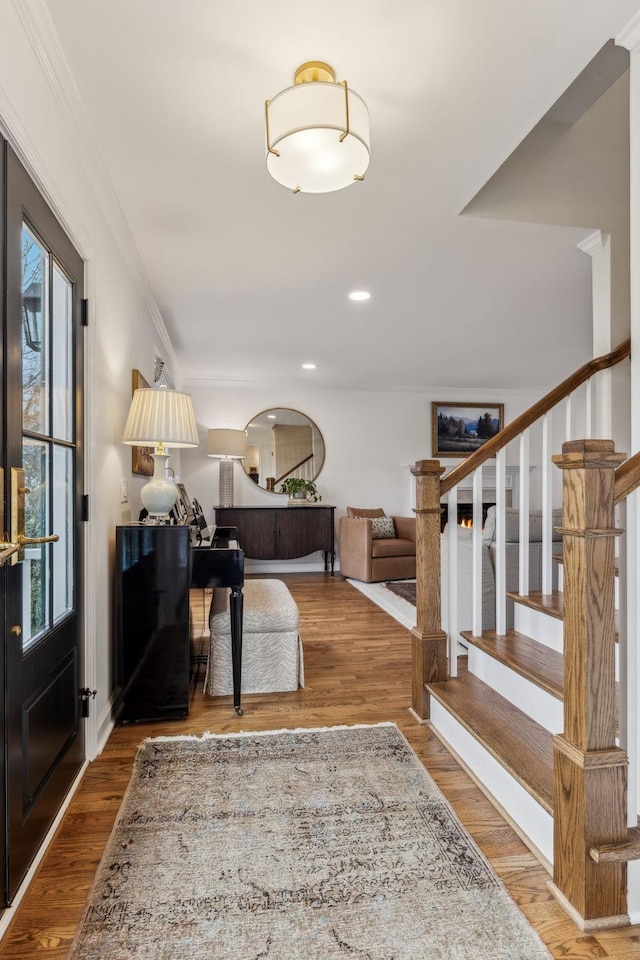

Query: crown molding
577;230;607;257
10;0;179;375
0;78;94;262
616;9;640;53
184;375;543;398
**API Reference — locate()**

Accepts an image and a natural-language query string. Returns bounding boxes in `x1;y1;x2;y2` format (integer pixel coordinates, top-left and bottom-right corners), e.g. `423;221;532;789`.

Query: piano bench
205;579;304;696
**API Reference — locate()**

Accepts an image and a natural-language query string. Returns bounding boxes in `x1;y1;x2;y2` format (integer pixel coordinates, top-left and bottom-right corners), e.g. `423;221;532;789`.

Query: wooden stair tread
427;664;553;813
508;590;619;639
460;629;563;700
507;590;564;619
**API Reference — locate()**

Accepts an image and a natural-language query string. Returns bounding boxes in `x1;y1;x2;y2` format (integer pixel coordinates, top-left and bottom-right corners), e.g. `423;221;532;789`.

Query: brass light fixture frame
265;61;364;188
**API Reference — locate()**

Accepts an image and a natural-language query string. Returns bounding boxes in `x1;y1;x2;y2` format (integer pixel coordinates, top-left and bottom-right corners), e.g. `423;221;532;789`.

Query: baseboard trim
427;720;553;875
0;759;89;940
408;707;429;725
547;880;630;932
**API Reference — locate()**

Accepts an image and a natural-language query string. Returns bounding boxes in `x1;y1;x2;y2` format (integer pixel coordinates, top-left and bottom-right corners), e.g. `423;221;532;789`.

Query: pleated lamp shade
122;386;199;519
123;387;199;449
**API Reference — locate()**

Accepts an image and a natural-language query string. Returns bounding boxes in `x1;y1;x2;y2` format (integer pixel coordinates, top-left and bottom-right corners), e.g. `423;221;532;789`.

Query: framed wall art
431;401;504;458
131;369;154;476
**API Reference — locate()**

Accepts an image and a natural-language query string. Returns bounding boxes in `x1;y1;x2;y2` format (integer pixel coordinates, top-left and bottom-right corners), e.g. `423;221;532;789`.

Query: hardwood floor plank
0;573;636;958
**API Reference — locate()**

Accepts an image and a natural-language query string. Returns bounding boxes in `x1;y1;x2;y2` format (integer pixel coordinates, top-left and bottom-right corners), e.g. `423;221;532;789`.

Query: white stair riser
430;701;553;865
468;647;563;734
513;604;564;653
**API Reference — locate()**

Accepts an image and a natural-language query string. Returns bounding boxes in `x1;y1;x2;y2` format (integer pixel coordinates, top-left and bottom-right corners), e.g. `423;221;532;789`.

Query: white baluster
585;378;593;440
495;448;507;635
541;412;554;595
565;392;573;441
519;430;530;596
447;487;458;678
472;467;483;637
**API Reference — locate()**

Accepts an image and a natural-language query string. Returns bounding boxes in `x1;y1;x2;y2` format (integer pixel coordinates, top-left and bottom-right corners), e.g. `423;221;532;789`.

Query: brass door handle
10;468;60;564
17;533;59;546
0;542;20;566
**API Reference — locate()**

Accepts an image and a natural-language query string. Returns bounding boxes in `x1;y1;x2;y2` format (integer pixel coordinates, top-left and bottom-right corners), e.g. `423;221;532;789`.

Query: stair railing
411;337;631;722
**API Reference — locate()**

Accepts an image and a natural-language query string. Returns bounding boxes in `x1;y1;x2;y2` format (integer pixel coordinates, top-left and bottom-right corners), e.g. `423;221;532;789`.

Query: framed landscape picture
131;369;154;476
432;402;504;458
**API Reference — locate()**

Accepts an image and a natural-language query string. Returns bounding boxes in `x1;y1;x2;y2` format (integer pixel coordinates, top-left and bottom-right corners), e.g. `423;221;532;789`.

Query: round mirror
242;408;325;493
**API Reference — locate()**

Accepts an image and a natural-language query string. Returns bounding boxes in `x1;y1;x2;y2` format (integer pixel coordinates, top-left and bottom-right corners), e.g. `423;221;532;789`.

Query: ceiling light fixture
302;363;317;370
265;61;370;194
349;290;371;301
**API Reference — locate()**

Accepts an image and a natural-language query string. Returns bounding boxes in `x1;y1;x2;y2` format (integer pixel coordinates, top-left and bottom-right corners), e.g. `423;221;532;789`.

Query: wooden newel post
551;439;628;927
410;459;448;721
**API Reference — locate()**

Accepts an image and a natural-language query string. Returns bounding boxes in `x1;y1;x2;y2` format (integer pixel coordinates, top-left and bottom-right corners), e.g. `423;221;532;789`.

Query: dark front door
2;142;85;901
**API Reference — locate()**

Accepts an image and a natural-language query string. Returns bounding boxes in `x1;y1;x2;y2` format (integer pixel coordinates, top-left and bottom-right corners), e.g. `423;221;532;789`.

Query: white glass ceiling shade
266;75;370;194
207;428;247;459
122;387;199;450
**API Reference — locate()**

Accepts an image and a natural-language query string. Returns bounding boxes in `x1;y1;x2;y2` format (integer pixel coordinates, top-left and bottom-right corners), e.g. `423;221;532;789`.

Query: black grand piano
192;527;244;715
115;525;245;723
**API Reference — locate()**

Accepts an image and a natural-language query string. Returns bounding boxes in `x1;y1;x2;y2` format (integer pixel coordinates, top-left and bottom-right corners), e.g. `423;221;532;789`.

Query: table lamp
207;429;247;507
123;386;199;519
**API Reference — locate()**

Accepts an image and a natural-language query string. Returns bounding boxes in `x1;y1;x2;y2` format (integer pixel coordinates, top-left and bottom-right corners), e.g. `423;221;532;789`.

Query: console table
214;505;336;573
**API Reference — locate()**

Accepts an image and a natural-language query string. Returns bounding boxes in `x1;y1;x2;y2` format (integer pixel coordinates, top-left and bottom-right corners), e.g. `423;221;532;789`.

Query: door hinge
80;687;97;718
82;494;89;521
81;299;89;326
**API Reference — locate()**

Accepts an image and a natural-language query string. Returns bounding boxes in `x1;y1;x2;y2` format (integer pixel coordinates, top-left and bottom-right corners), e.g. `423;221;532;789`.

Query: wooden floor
1;572;639;958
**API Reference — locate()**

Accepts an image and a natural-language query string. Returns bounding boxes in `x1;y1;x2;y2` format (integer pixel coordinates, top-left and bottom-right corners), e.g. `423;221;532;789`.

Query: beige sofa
442;505;563;633
339;507;416;582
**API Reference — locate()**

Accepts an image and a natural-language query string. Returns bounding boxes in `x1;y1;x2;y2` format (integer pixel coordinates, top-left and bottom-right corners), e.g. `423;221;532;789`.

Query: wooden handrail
614;451;640;505
274;453;314;486
441;338;630;496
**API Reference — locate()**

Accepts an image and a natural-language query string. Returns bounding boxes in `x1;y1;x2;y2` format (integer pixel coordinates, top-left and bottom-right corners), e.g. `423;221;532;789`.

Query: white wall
0;2;181;754
180;380;544;573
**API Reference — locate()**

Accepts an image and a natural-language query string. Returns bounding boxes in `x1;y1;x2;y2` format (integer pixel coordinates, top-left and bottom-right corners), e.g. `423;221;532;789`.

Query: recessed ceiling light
267;414;276;419
349;290;371;301
302;363;316;370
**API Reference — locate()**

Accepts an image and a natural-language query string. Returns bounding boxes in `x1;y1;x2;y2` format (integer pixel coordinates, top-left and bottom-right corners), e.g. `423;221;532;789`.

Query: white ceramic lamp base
140;452;177;518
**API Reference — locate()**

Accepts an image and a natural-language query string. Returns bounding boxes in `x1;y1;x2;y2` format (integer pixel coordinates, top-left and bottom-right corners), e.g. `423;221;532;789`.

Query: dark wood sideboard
214;505;336;573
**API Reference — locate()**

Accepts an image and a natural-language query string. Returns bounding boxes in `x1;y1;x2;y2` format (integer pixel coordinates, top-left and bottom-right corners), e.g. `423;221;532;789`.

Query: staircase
409;340;640;931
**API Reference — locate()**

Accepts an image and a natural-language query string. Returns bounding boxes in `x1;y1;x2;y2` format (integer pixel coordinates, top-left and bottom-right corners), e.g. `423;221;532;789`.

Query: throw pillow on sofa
370;516;396;539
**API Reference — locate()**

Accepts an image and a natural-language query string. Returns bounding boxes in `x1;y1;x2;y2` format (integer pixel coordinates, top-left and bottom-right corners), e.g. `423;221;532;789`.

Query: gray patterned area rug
69;724;551;959
385;580;416;605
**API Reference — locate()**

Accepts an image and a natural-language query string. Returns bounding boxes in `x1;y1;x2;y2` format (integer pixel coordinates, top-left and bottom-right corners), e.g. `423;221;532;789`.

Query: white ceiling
41;0;640;391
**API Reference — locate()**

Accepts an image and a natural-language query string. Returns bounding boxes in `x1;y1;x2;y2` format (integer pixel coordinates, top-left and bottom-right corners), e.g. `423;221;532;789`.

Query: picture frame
431;402;504;458
175;483;194;523
131;369;154;476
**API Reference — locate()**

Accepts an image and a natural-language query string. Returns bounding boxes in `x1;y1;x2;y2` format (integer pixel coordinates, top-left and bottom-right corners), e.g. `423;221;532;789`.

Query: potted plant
279;478;321;502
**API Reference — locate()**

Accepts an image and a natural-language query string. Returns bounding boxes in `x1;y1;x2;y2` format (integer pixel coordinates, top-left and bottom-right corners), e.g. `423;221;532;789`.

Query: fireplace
440;481;513;532
440;502;495;532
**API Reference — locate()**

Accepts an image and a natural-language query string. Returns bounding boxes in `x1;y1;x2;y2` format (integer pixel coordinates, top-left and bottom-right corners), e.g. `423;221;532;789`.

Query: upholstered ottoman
205;579;304;696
